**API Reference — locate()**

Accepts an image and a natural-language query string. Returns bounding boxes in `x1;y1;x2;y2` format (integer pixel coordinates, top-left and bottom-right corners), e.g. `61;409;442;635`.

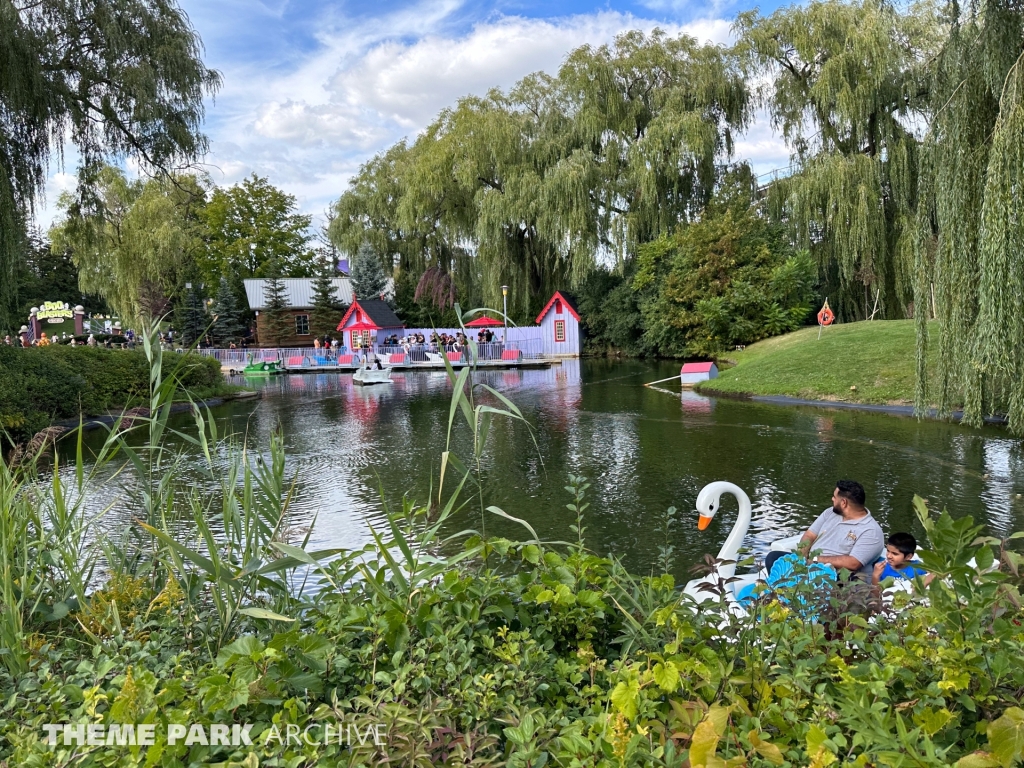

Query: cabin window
555;299;563;314
295;314;310;335
554;320;566;342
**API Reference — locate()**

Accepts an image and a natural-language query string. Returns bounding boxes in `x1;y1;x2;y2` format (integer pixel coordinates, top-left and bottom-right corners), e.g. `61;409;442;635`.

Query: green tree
210;277;245;345
576;266;645;356
260;262;291;347
14;229;109;321
200;174;315;284
736;0;940;322
176;281;207;346
913;1;1024;431
309;257;343;338
349;242;388;301
48;166;207;323
632;206;816;358
330;30;749;319
0;0;220;333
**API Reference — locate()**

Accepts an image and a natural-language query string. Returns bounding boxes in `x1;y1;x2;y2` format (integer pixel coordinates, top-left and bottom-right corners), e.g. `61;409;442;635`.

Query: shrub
577;267;646;356
2;338;1023;767
0;346;223;445
634;209;817;358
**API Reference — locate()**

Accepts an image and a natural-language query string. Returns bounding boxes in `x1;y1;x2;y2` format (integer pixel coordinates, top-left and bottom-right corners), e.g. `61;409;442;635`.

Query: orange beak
697;515;713;531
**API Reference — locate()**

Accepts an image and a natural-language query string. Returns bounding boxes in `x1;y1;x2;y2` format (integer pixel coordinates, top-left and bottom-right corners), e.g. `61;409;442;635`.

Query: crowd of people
3;325;506;360
2;330;129;348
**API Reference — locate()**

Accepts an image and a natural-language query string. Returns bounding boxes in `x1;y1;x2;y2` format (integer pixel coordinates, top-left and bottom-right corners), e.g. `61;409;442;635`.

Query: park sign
37;301;74;324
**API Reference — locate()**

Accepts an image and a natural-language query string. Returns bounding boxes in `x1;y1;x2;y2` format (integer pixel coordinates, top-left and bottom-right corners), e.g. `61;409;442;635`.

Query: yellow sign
37;301;74;323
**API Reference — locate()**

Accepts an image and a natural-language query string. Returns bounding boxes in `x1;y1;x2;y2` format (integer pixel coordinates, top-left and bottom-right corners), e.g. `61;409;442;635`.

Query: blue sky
41;0;790;230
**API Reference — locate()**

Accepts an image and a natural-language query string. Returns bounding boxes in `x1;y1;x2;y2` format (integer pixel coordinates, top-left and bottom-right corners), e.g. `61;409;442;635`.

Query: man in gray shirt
765;480;884;579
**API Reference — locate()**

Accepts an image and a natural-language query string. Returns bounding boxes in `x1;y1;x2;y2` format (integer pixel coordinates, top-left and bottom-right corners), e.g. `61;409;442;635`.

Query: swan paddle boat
681;481;801;612
353;365;393;385
680;481;951;614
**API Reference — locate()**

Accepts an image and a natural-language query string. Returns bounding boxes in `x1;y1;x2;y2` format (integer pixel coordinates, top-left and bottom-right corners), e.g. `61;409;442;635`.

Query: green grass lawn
696;320;943;406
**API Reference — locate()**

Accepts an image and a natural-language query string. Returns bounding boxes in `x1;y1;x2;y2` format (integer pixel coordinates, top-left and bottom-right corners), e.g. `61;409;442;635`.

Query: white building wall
539;310;581;357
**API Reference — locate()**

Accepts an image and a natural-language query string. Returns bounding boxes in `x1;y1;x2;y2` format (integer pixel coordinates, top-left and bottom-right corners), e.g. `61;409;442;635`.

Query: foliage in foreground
0;331;1023;767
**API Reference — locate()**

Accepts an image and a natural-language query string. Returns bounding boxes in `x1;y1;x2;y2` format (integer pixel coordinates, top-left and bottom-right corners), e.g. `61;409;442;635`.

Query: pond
64;359;1024;581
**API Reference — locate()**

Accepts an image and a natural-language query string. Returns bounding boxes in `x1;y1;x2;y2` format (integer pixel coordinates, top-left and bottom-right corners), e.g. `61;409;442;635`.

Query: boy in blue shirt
872;532;930;585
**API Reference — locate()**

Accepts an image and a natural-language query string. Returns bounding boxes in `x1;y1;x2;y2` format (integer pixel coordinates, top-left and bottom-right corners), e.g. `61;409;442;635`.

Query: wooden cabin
244;277;353;347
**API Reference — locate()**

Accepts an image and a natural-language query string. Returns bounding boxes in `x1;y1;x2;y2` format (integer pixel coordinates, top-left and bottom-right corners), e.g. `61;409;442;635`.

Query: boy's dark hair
835;480;866;507
888;532;917;556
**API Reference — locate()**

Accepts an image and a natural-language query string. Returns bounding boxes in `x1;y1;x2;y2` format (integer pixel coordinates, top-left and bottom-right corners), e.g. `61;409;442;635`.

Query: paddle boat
681;481;801;613
681;481;952;614
353;364;393;385
238;354;283;376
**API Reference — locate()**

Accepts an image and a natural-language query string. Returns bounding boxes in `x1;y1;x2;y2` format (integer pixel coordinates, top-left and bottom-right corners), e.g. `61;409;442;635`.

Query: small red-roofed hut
680;362;718;386
535;292;581;356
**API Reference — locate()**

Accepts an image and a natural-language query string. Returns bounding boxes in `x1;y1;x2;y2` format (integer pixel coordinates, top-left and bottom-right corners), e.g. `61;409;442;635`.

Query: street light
501;285;509;345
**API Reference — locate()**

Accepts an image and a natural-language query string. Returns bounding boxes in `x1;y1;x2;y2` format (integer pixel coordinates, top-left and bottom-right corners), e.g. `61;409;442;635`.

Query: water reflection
61;359;1024;580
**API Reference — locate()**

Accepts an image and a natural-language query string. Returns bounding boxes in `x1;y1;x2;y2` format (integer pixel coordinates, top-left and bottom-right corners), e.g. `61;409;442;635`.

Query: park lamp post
501;285;509;344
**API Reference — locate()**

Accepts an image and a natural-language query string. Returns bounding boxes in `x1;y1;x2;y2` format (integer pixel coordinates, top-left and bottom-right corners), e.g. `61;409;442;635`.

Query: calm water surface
65;359;1024;580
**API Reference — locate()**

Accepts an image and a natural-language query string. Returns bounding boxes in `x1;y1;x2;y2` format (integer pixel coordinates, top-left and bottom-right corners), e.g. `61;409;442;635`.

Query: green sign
37;301;74;324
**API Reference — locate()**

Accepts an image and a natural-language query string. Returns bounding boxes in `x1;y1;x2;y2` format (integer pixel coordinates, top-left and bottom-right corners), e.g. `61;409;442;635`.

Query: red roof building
337;299;404;349
535;291;581;357
680;362;719;385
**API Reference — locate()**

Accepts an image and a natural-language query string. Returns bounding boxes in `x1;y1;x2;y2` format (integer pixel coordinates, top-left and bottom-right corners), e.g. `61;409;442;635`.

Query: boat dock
224;358;561;375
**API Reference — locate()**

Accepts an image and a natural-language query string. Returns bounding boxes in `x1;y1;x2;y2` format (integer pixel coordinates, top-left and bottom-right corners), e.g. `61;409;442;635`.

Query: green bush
577;267;646;356
0;346;223;444
633;209;817;359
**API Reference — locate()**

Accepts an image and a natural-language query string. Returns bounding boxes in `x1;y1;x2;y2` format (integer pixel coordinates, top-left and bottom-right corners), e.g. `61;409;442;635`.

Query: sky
38;0;792;232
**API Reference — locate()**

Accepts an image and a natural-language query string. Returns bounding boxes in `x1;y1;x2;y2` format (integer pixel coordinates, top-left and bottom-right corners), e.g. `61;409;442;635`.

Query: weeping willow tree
915;0;1024;430
330;30;748;319
49;165;206;321
736;0;941;321
0;0;220;333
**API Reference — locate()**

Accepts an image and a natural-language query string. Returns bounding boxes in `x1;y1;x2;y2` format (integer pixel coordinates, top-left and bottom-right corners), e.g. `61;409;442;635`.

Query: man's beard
832;504;844;515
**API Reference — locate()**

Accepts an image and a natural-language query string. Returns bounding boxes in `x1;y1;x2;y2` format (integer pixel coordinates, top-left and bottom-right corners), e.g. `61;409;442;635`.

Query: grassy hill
696;320;943;406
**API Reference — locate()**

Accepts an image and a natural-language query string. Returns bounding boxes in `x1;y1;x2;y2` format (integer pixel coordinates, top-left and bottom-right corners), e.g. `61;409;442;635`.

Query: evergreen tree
211;277;244;345
261;262;291;347
176;282;207;346
310;257;342;338
349;242;388;300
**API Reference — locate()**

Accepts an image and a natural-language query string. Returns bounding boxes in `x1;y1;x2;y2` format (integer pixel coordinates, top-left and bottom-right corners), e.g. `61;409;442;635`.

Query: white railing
191;337;546;366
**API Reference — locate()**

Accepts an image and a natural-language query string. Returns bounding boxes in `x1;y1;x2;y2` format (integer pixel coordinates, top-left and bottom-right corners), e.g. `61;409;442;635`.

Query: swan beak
697;514;713;531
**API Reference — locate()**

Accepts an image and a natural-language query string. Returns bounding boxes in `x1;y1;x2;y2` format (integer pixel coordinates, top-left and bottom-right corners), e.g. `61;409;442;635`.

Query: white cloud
734;109;791;178
32;2;786;234
199;7;741;225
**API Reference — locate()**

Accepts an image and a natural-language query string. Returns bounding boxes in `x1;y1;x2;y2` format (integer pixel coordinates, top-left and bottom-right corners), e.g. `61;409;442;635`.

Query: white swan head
695;481;741;530
695;482;726;530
